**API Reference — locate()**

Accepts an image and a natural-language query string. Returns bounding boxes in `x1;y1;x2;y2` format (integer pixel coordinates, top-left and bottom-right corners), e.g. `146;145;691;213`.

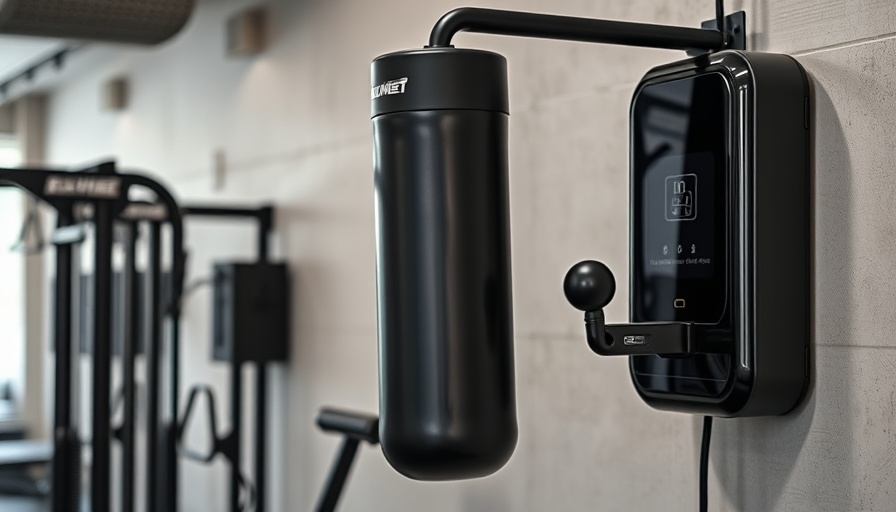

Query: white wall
43;0;896;510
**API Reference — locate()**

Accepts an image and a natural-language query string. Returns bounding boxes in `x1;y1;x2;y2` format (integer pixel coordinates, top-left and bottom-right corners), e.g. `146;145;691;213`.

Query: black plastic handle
316;408;379;445
176;385;219;463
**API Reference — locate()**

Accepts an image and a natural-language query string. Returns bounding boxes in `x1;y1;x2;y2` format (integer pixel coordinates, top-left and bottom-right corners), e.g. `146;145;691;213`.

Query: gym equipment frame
0;161;185;512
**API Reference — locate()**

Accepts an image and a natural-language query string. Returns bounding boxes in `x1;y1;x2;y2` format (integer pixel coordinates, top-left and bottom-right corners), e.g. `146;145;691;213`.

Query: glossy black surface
316;408;379;444
627;52;811;416
631;72;729;325
428;7;725;50
630;72;733;398
563;260;616;312
373;108;517;480
371;48;507;118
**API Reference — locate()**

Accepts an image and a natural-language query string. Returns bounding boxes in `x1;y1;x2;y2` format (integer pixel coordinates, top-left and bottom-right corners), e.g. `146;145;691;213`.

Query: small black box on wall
212;262;290;364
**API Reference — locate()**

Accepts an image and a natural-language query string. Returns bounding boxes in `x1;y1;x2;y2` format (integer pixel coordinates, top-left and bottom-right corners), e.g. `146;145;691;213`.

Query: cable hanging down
699;416;713;512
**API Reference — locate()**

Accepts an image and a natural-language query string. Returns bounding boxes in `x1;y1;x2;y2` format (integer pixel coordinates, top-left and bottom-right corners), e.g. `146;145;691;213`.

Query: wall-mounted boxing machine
369;7;811;505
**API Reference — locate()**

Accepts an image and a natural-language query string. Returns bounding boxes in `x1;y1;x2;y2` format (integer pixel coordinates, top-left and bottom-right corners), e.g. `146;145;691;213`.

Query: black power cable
715;0;729;48
699;416;713;512
715;0;724;29
180;276;215;299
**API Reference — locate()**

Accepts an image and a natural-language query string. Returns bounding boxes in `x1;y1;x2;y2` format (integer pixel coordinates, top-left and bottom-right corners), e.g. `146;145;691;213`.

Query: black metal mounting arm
428;7;735;52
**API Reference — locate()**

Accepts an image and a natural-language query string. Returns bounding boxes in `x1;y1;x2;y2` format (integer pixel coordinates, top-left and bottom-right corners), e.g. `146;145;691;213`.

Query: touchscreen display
642;152;715;280
631;72;729;324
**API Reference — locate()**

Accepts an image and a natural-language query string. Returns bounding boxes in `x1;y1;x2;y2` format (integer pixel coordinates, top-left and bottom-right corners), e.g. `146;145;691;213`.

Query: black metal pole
164;225;183;512
52;208;80;512
428;7;727;49
91;202;114;512
146;222;162;512
255;364;267;511
255;205;273;512
315;438;361;512
230;364;242;512
166;312;181;512
121;224;139;512
257;206;271;273
125;174;185;512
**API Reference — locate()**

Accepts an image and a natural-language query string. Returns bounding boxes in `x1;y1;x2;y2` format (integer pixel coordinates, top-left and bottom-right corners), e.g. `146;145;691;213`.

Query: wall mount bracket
690;10;746;55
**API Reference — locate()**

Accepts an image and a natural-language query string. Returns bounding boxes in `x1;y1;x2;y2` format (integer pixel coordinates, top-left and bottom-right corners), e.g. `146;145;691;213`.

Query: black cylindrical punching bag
371;47;517;480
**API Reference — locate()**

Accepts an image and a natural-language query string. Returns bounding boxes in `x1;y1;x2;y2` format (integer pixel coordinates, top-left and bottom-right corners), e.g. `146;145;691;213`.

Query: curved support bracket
428;7;736;52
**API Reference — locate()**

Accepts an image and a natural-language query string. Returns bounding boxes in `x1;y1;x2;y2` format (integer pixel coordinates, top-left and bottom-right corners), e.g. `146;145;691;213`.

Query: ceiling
0;0;220;76
0;36;65;78
0;0;213;98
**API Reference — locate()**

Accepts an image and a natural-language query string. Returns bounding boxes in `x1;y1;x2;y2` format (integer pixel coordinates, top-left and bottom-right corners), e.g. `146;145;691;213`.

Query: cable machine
0;160;185;512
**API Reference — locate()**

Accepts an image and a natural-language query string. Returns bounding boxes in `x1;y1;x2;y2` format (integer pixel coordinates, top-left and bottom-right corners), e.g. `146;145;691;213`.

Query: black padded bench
0;441;53;470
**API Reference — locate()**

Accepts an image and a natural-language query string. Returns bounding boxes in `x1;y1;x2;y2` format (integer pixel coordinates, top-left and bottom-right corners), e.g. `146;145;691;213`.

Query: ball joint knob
563;260;616;312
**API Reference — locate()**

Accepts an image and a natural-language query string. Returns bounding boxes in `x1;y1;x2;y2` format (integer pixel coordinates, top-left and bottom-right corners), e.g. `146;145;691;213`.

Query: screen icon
665;174;697;221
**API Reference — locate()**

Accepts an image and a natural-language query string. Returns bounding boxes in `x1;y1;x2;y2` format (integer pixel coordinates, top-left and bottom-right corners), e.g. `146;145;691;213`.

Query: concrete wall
43;0;896;510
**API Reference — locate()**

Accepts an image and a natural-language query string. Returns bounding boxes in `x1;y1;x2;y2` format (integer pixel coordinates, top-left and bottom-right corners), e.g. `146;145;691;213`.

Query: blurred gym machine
0;3;197;510
176;204;289;512
0;161;186;512
172;206;394;512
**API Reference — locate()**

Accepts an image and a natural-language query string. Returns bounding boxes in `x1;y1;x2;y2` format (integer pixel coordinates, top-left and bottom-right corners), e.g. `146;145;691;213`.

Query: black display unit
626;51;811;417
